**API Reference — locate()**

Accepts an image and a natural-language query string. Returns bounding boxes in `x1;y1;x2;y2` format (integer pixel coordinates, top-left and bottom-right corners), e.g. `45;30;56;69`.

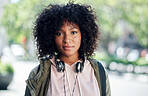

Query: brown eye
56;32;62;36
71;31;77;34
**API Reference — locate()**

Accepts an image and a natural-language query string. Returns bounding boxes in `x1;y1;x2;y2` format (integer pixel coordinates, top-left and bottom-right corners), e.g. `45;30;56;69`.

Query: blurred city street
0;0;148;96
0;57;148;96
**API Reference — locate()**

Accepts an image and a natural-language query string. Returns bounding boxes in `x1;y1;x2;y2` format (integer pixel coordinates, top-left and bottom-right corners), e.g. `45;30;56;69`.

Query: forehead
61;21;79;29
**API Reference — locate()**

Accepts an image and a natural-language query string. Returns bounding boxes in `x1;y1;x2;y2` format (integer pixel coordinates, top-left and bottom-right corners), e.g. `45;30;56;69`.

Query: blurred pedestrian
25;1;111;96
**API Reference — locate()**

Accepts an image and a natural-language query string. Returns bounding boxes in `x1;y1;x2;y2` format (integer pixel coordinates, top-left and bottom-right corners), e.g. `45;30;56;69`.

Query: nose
63;34;70;43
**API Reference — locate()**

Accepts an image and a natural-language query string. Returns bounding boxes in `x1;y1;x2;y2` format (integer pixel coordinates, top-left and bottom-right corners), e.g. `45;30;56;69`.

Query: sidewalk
109;71;148;96
0;60;37;96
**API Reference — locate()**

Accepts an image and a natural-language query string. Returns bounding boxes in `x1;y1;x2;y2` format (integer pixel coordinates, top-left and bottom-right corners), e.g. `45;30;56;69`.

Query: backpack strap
97;61;106;96
89;58;106;96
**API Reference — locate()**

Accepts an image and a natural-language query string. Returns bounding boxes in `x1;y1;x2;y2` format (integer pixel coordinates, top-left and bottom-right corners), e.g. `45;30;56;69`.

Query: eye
71;31;77;35
56;32;62;36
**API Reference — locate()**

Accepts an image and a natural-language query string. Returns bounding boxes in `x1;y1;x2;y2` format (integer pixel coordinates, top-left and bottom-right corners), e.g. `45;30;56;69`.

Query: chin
61;52;76;57
63;53;74;57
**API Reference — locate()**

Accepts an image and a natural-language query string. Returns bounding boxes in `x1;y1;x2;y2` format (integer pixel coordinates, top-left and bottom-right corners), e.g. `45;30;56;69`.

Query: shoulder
88;58;97;64
88;58;106;78
88;58;100;68
88;58;105;68
88;58;111;96
27;57;52;79
28;65;40;79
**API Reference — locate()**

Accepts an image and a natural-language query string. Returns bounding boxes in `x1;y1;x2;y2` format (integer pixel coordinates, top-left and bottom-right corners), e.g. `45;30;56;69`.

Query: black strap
25;86;31;96
97;62;106;96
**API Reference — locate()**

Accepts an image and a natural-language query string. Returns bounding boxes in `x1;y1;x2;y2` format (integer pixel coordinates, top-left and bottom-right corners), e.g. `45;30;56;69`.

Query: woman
25;2;111;96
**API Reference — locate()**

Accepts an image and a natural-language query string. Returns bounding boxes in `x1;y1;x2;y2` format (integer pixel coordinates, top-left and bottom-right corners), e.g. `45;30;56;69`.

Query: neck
59;55;79;66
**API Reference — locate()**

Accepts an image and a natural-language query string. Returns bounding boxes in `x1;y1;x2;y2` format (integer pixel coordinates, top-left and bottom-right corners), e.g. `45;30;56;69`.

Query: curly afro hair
33;2;100;59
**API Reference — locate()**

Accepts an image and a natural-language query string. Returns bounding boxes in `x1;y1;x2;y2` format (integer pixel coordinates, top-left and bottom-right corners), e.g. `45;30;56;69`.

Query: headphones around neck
55;56;85;73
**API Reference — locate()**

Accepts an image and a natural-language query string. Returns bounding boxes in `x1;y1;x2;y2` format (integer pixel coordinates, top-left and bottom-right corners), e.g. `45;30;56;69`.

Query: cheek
78;34;82;44
74;36;81;46
78;38;81;45
55;37;61;47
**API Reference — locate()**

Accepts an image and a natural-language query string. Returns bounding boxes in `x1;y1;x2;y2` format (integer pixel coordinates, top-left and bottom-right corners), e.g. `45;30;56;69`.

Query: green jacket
25;58;111;96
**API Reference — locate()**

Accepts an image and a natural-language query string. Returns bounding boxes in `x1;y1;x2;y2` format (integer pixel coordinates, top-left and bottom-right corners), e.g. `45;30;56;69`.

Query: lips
63;46;74;50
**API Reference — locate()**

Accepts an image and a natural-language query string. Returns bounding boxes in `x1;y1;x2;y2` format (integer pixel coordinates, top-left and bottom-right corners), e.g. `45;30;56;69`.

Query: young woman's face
55;21;81;58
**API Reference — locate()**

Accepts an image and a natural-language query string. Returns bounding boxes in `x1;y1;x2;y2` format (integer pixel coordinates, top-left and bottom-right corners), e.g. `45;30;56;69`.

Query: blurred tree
1;0;41;44
116;0;148;48
96;0;148;50
1;0;71;44
1;0;148;49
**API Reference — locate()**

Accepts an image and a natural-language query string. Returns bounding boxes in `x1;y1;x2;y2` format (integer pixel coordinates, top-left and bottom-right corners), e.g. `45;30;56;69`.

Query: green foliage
1;0;39;43
1;0;148;48
97;0;148;49
116;0;148;48
95;52;148;66
136;57;148;66
0;62;14;74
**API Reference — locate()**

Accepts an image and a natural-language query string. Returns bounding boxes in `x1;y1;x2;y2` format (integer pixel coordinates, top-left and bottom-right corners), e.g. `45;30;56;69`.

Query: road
0;60;148;96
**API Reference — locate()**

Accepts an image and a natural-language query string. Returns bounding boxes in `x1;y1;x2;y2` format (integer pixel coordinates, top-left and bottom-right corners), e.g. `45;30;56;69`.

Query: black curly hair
33;2;100;59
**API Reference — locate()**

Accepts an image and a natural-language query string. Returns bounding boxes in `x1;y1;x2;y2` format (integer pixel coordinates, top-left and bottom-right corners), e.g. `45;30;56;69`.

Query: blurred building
123;32;143;49
0;0;9;57
116;21;143;50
